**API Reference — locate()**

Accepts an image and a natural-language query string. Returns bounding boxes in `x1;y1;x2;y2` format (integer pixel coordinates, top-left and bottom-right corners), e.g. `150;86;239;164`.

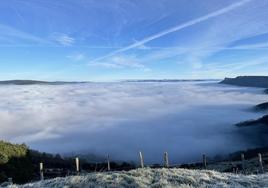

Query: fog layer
0;81;266;163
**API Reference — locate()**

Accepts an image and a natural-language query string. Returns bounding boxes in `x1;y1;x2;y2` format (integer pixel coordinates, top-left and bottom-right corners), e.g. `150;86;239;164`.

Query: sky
1;0;268;81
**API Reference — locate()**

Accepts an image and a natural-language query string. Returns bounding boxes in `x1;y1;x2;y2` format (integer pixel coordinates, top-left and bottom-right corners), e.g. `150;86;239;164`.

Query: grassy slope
0;140;136;184
7;168;268;188
207;153;268;174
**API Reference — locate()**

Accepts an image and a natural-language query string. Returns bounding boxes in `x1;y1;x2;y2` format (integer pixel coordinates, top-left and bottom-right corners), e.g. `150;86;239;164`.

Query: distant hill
220;76;268;88
0;79;220;85
124;79;219;82
0;80;87;85
254;102;268;111
235;115;268;148
236;115;268;127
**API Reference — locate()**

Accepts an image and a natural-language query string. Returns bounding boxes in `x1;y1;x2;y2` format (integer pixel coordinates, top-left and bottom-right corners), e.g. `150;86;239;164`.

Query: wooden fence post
164;152;169;168
258;153;264;174
241;153;245;173
203;154;207;169
95;163;98;172
8;178;13;185
139;151;144;168
75;157;80;174
40;162;44;181
107;154;111;171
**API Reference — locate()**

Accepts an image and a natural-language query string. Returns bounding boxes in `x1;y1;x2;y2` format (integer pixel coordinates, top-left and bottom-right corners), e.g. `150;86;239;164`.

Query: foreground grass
5;168;268;188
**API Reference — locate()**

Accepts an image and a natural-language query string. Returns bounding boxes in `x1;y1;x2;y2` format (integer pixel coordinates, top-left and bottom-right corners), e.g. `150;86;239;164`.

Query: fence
34;152;266;181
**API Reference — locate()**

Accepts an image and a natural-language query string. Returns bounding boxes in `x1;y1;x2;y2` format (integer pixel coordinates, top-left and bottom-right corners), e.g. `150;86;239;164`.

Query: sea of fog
0;81;267;164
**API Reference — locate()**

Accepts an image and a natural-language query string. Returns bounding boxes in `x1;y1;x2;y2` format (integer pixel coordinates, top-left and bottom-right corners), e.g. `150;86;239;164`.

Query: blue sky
0;0;268;81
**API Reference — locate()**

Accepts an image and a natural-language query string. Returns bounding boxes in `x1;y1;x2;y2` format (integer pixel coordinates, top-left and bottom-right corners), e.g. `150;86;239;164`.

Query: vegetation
0;141;28;164
0;141;33;184
0;140;135;184
228;147;268;161
0;140;267;185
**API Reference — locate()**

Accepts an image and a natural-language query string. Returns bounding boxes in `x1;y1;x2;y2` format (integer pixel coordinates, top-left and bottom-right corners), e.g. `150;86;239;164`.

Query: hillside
219;76;268;147
0;141;135;184
255;102;268;111
0;141;34;184
236;115;268;127
220;76;268;88
0;141;28;164
234;115;268;148
124;79;219;82
5;168;268;188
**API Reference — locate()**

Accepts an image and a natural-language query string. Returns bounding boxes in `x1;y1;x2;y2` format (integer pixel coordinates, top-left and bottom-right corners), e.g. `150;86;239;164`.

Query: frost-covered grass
6;168;268;188
206;153;268;174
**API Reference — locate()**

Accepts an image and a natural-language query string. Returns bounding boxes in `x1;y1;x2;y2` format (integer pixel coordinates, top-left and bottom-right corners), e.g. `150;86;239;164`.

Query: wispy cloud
0;24;49;45
50;33;75;46
0;25;76;47
1;0;268;79
88;55;150;71
179;0;268;71
90;0;252;63
190;55;268;79
206;58;268;72
67;53;85;61
123;0;268;75
129;42;268;51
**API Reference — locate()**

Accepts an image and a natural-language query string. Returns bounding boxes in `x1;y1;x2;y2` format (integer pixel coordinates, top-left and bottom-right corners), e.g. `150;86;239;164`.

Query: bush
0;153;9;164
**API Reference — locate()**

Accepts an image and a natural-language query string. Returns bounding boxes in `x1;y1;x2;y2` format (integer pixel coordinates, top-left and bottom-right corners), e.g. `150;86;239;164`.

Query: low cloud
0;82;266;163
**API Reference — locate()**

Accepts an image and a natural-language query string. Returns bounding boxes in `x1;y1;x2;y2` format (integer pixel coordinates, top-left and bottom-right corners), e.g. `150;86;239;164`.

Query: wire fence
37;151;266;182
2;151;266;186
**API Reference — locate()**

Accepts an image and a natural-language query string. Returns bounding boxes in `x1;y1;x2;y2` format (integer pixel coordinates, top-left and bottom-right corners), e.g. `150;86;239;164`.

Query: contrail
89;0;252;63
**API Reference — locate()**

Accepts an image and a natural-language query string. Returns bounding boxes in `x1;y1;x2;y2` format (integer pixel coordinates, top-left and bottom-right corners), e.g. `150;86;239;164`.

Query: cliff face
220;76;268;88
